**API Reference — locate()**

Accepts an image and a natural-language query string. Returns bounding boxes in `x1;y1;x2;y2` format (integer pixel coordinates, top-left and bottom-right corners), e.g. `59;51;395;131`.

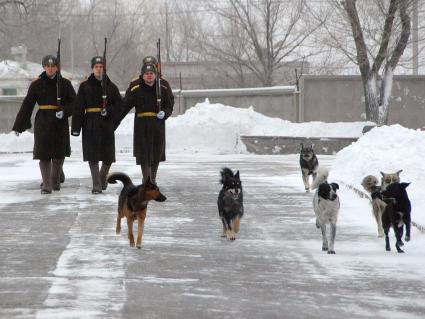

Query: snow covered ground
0;101;424;317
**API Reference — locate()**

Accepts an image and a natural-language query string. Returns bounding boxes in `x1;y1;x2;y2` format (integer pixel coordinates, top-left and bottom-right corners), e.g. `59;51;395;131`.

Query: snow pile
330;124;425;225
3;99;373;154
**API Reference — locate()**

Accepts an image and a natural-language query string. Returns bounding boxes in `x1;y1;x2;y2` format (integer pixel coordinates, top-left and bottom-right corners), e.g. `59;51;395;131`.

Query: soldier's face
93;64;104;78
143;71;156;85
44;65;58;77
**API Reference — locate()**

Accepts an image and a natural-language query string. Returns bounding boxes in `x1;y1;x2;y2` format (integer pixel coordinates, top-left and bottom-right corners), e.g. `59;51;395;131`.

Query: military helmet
91;56;104;68
42;55;58;67
142;56;158;66
141;63;157;75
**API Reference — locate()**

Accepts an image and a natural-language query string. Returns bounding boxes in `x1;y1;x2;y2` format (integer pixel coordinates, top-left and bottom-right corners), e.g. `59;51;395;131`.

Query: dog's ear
235;170;240;180
331;183;339;190
400;182;410;189
145;176;151;184
380;171;385;177
396;169;403;176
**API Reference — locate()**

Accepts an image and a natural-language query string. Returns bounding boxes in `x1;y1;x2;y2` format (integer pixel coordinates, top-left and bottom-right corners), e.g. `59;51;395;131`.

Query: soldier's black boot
89;161;102;194
141;165;151;184
60;168;65;183
51;158;64;191
39;160;52;194
100;162;111;190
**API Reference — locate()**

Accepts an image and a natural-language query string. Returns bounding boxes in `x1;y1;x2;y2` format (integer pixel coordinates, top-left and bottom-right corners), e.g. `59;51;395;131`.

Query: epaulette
130;84;140;92
131;76;139;82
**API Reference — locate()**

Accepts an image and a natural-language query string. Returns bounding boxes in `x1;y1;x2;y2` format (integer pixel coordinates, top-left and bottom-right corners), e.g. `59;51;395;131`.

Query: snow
4;99;373;155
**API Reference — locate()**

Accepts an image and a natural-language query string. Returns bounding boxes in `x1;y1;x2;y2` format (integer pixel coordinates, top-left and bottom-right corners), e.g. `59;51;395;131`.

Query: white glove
157;111;165;120
101;109;107;117
56;110;64;119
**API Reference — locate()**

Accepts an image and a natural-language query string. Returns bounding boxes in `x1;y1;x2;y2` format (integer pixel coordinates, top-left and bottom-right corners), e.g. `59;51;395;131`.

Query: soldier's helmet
142;56;158;66
42;55;58;67
91;56;104;68
141;63;157;75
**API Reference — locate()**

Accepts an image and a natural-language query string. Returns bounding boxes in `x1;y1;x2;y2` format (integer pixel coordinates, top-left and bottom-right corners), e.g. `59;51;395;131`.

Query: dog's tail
220;167;234;184
107;172;133;187
311;167;329;190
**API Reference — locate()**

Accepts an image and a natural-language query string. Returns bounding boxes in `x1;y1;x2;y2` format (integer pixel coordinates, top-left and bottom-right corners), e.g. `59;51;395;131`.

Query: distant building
0;45;79;96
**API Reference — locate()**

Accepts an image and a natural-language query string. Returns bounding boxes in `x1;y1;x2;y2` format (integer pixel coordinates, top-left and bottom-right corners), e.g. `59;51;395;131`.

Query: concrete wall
2;75;425;133
175;86;298;120
241;136;358;155
300;75;425;128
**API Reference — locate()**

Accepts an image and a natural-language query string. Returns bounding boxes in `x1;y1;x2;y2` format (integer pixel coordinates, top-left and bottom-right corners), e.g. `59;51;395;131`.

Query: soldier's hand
56;110;64;119
14;131;20;136
101;109;108;117
157;111;165;120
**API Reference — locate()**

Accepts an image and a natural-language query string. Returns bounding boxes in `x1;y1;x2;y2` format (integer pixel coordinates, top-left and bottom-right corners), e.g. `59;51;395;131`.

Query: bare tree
198;0;322;87
342;0;412;124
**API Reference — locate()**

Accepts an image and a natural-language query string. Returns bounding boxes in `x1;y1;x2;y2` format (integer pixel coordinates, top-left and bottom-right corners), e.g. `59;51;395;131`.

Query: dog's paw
305;188;310;193
327;250;335;254
397;240;404;247
129;242;135;247
386;246;391;251
405;235;410;242
137;245;142;249
322;246;328;251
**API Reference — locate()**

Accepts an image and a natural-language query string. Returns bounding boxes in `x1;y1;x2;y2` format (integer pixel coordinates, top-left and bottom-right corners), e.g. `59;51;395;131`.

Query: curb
339;181;425;234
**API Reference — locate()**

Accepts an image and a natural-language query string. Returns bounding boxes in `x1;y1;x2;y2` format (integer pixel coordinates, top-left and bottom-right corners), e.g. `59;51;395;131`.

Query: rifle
56;38;63;112
156;38;162;112
101;37;108;116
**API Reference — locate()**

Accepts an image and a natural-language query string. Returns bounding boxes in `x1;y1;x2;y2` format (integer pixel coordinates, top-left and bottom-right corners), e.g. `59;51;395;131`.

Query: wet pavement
0;154;424;319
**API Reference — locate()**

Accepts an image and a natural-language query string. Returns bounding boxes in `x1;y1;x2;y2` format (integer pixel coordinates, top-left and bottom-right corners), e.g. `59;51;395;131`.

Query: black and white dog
217;167;244;241
300;143;319;192
373;182;412;253
311;167;340;254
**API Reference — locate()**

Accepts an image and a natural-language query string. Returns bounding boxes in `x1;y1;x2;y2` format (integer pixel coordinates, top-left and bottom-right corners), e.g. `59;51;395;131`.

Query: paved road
0;154;424;319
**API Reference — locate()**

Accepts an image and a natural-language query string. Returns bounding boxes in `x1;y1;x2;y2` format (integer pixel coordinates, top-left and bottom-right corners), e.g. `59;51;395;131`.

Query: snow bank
4;99;372;155
330;124;425;225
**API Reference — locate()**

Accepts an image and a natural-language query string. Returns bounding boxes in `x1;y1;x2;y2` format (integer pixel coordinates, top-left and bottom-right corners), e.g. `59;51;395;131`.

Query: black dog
300;143;319;192
373;182;411;253
217;168;244;241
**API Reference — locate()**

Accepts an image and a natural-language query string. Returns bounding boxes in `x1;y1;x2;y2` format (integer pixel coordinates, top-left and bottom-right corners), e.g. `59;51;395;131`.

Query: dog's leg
394;226;404;253
405;223;411;242
377;209;384;238
224;218;235;241
328;223;336;254
116;211;122;235
384;228;391;251
302;172;310;192
127;218;135;247
233;216;241;234
320;223;328;251
136;211;147;249
220;217;227;237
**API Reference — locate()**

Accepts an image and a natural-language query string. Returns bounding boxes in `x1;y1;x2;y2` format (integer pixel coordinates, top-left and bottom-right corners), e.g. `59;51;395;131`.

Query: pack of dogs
104;142;412;255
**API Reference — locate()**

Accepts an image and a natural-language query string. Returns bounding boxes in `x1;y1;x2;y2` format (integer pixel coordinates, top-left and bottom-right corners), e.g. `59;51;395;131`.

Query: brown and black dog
107;172;166;249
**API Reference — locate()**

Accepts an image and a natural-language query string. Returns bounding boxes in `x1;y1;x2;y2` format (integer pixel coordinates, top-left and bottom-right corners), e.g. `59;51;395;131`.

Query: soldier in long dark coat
117;63;173;187
71;56;122;194
12;55;76;194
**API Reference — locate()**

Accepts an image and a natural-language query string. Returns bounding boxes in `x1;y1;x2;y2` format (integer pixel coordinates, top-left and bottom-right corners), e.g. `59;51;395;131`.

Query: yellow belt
86;107;103;113
137;112;157;118
39;105;59;110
